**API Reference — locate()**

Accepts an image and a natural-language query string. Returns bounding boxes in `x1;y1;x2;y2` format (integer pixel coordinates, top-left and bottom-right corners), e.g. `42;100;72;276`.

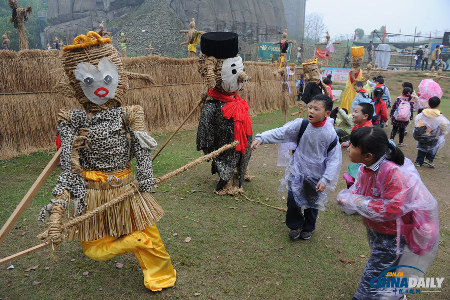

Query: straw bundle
0;50;62;93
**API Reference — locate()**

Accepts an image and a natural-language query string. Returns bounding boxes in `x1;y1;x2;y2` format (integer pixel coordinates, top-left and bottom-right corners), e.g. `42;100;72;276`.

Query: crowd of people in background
416;44;447;71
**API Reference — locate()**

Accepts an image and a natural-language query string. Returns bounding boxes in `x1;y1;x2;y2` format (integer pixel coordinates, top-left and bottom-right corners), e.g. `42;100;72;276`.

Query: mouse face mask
74;58;119;106
221;56;247;93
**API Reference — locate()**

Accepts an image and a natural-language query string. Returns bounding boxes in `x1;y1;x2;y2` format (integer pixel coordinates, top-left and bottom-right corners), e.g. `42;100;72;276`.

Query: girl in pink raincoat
337;127;439;300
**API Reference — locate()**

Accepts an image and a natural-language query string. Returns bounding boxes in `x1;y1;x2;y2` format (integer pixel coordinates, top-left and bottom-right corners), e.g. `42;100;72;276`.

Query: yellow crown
302;57;318;66
351;46;365;58
63;31;111;52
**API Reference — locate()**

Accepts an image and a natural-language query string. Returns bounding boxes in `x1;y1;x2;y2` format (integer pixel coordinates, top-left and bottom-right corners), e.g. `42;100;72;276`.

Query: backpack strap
327;136;338;153
296;119;310;145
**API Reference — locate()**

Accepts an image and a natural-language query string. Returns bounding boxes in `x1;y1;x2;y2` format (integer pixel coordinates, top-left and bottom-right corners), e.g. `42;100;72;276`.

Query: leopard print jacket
40;105;155;220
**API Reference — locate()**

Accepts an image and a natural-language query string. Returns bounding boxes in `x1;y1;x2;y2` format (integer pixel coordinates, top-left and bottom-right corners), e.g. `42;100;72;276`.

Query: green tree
355;28;364;40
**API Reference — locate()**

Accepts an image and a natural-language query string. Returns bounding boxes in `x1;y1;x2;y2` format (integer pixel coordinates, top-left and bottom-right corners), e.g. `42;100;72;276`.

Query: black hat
200;32;239;59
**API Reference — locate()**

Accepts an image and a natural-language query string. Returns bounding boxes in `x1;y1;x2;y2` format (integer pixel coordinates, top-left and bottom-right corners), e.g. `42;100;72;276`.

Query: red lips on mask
94;87;109;97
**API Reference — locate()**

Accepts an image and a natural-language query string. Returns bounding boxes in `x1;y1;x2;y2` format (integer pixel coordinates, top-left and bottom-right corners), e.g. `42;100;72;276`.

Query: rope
238;194;287;212
0;82;206;96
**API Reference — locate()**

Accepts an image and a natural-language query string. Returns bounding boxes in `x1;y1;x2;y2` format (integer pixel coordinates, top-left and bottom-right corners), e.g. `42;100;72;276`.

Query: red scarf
311;119;327;127
352;120;373;131
207;89;253;153
349;70;361;84
359;88;367;93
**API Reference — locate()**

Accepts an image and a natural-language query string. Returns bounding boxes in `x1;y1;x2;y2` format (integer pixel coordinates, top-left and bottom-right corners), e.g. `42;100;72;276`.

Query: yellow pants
81;225;176;291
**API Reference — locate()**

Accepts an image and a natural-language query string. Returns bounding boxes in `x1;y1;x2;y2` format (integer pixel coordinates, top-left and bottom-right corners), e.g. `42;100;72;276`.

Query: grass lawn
0;72;449;299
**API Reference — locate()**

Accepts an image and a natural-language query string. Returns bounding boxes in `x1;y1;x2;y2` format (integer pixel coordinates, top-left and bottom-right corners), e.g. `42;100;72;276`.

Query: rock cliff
44;0;286;57
169;0;286;44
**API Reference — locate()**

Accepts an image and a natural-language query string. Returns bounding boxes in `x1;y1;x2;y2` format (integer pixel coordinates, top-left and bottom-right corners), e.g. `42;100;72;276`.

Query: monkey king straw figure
38;31;176;291
179;18;206;58
196;32;253;195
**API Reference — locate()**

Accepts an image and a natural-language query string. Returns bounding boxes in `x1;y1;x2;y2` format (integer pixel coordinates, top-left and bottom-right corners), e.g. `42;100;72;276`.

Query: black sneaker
300;231;313;240
288;229;301;240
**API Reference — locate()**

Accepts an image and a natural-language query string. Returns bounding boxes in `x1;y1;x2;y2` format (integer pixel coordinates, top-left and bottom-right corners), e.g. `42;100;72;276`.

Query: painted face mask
221;56;247;93
74;58;119;105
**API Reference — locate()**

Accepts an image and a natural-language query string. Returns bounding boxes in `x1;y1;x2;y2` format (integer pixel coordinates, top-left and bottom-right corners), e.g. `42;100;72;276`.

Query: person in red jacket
371;87;388;127
337;127;440;300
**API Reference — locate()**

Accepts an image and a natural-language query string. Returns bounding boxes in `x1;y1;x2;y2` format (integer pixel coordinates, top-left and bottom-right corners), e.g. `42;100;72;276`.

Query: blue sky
305;0;450;39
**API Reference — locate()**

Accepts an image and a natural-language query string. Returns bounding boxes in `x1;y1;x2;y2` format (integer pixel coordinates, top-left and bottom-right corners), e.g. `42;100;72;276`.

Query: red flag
353;31;356;41
314;48;327;59
382;27;386;42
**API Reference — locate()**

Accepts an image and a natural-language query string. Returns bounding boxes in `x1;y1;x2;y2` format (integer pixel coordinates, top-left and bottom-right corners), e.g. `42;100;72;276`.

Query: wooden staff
0;141;238;266
0;148;61;246
153;99;203;161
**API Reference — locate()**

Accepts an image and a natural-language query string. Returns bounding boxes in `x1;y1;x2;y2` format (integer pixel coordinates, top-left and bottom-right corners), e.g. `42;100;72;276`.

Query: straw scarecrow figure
53;36;61;50
2;31;10;50
179;18;206;58
274;59;294;122
8;0;32;50
340;47;365;111
196;32;253;195
38;31;176;291
314;31;342;67
272;29;295;68
119;32;129;57
299;58;330;113
98;20;111;37
147;42;155;56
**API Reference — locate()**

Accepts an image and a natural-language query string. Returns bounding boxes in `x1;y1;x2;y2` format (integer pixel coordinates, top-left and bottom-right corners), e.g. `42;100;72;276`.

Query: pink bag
393;99;411;121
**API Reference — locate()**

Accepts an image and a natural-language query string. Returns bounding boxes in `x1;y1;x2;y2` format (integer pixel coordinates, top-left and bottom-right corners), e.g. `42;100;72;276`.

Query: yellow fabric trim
63;31;111;52
302;57;318;66
82;168;132;183
278;55;285;68
188;43;197;53
188;32;200;53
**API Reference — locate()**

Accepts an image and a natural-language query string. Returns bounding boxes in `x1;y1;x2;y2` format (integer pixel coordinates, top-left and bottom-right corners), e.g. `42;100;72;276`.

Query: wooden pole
0;141;238;265
0;148;61;246
152;99;203;161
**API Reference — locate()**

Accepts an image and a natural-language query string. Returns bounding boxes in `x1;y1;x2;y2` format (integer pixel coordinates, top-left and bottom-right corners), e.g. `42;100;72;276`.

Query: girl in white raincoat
337;127;439;300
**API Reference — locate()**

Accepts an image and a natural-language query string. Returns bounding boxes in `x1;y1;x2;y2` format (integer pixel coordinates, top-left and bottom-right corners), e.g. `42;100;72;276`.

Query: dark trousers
353;229;404;300
416;150;436;164
414;58;422;70
390;126;405;143
421;57;429;70
430;59;437;70
286;190;318;232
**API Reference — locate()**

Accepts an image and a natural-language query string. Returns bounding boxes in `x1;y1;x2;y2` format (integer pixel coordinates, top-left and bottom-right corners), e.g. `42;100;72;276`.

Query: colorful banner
321;67;351;83
258;42;292;61
315;48;327;59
